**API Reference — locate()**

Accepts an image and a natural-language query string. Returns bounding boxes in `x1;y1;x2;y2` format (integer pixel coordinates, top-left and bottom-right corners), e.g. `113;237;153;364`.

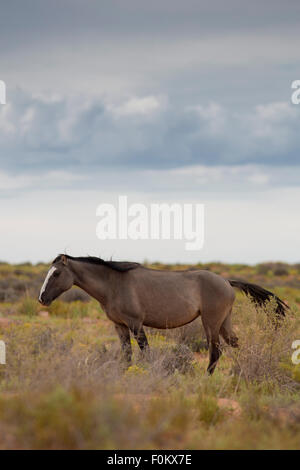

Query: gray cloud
1;1;299;105
1;90;300;181
1;1;300;44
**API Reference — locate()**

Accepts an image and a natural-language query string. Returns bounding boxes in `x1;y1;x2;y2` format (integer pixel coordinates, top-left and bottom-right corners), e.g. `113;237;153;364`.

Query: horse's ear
61;255;68;265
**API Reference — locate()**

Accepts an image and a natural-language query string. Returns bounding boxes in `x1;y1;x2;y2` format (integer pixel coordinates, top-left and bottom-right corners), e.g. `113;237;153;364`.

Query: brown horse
39;254;288;374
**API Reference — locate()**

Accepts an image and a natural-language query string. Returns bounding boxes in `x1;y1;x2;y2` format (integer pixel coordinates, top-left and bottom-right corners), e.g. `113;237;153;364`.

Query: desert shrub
0;319;122;393
0;386;143;449
273;263;289;276
291;364;300;383
238;388;266;421
158;318;208;352
256;263;272;275
17;296;39;317
0;278;28;302
0;287;19;303
0;385;196;450
175;319;208;351
161;344;195;374
47;301;70;317
0;278;24;291
125;365;148;377
197;393;225;426
273;268;289;276
48;300;90;318
293;263;300;274
228;299;300;391
256;262;290;277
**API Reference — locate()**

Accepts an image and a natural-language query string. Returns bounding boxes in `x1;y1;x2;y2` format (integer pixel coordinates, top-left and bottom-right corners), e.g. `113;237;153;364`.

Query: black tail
229;280;289;317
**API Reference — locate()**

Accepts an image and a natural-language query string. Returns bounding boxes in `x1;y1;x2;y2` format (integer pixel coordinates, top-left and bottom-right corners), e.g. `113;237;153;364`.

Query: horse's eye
53;271;60;277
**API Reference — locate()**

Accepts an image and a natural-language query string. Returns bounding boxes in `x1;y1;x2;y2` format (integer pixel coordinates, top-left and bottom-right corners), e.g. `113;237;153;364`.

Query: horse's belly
133;274;202;329
143;304;199;329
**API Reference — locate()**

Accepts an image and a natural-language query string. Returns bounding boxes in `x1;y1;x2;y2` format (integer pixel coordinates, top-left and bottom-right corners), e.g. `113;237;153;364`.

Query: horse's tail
228;279;289;317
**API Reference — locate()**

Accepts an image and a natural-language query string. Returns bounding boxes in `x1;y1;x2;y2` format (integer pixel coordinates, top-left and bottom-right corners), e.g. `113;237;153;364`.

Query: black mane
52;254;140;272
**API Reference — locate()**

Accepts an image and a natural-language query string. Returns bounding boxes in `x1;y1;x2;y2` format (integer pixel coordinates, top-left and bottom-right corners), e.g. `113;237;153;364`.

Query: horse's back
123;267;234;329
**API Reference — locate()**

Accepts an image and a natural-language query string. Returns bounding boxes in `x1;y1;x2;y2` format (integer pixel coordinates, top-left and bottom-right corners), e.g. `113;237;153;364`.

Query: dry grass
226;298;300;392
0;266;299;449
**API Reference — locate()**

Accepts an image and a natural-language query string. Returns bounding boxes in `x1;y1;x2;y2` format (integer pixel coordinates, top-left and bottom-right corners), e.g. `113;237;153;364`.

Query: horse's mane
52;254;140;273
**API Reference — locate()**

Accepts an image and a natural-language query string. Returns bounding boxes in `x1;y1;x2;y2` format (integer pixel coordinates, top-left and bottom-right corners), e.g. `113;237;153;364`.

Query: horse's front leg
114;323;132;367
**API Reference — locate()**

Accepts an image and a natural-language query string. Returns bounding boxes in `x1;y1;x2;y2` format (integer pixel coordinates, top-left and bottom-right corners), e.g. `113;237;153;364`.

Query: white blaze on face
39;266;57;302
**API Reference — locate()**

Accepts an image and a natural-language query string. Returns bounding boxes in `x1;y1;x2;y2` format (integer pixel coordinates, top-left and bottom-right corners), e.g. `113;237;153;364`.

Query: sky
0;0;300;264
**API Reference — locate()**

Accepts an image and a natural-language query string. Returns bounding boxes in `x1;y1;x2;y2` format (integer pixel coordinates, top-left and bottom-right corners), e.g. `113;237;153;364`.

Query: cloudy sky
1;0;300;264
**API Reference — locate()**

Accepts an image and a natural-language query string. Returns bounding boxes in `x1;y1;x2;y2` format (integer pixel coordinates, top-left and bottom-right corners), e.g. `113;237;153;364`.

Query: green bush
17;296;39;317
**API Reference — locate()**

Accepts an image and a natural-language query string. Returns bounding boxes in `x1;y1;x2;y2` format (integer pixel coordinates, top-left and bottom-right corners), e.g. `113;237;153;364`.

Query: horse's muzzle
38;295;51;306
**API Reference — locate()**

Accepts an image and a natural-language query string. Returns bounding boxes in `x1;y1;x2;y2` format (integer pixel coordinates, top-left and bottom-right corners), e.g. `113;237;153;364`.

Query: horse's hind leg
201;310;226;375
220;311;239;348
207;334;222;375
201;320;222;375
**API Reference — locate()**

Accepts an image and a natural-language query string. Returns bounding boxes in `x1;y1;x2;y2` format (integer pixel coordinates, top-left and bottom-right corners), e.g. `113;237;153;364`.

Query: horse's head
39;255;74;306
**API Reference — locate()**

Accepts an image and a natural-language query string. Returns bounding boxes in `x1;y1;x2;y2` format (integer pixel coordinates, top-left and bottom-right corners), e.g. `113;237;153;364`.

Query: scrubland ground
0;261;299;449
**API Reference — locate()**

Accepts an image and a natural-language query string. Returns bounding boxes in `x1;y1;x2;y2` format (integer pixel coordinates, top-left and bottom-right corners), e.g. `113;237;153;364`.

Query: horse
38;254;288;374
